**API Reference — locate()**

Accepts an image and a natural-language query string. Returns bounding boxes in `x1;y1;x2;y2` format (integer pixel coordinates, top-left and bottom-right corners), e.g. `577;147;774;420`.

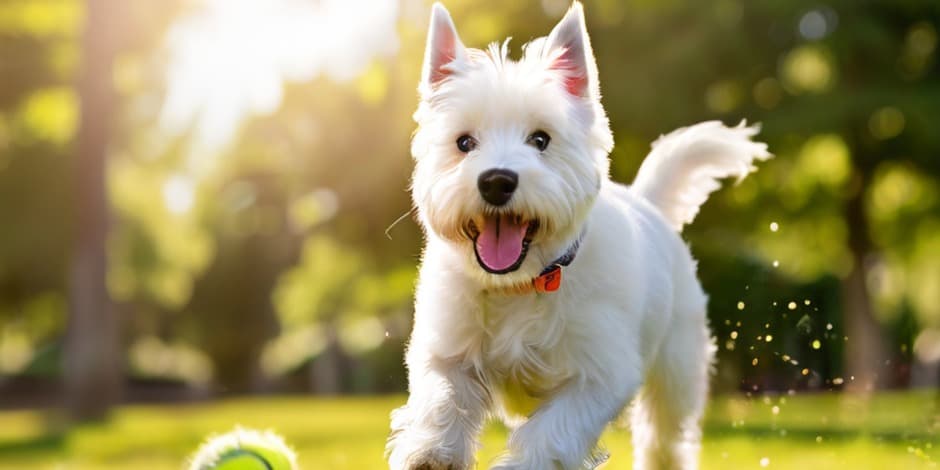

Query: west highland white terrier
387;3;771;469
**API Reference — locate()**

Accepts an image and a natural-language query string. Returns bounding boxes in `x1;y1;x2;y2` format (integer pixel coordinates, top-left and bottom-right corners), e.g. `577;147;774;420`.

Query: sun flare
160;0;400;153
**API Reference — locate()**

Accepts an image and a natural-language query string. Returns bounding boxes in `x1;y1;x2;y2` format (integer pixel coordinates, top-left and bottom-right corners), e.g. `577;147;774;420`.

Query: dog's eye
456;134;477;153
527;130;551;152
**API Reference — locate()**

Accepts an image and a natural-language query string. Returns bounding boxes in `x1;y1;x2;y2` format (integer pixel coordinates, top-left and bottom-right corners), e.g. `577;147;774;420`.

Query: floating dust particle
788;301;797;310
770;222;779;232
797;315;813;334
812;339;822;349
731;331;739;339
781;354;791;361
725;340;736;351
760;457;770;467
816;435;823;443
765;334;774;343
804;299;811;305
833;377;844;385
802;368;810;375
752;358;759;366
758;335;763;341
826;323;833;330
772;405;780;415
773;260;779;267
737;301;745;310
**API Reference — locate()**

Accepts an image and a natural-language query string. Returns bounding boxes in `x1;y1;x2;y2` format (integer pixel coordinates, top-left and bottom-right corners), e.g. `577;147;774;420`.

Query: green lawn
0;391;937;469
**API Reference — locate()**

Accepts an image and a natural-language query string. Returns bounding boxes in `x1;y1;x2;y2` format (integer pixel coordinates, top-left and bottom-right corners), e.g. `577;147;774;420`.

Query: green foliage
274;236;364;328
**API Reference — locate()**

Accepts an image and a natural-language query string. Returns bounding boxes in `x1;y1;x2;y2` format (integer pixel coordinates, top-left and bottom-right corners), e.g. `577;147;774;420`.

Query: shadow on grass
0;433;65;456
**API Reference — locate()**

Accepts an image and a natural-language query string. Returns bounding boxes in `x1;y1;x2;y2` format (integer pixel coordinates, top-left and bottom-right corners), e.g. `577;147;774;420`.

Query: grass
0;390;937;469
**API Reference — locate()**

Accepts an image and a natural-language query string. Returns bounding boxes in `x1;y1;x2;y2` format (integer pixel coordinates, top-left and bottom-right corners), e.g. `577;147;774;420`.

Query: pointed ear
545;2;598;98
421;3;466;94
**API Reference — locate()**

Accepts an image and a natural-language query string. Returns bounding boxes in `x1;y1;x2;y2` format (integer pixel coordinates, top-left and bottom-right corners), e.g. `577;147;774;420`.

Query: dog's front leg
387;243;493;470
492;377;638;470
388;353;490;470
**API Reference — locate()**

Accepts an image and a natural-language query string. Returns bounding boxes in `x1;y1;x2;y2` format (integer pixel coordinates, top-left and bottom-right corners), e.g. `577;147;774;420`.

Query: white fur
632;121;771;231
388;3;770;470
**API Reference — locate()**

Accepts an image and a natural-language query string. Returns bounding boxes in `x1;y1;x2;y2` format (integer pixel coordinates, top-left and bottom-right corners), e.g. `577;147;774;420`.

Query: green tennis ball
189;428;298;470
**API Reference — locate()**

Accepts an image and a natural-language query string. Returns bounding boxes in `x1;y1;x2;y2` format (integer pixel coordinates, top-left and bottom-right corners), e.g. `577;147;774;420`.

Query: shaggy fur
387;3;771;469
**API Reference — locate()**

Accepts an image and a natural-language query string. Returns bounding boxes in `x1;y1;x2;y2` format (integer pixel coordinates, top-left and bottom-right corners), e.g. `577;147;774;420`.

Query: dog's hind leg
630;290;713;470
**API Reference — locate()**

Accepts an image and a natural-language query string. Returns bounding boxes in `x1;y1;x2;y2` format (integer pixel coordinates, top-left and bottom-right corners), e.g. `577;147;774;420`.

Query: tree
64;0;123;420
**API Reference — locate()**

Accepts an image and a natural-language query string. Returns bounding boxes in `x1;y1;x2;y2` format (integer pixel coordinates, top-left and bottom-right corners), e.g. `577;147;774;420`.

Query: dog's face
411;3;613;286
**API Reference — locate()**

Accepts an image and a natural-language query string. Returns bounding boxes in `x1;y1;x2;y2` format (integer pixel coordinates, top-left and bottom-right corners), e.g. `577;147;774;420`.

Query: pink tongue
475;215;529;272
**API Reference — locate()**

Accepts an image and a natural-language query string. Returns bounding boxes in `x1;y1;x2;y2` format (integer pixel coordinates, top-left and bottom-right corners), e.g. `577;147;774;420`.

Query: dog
387;2;771;469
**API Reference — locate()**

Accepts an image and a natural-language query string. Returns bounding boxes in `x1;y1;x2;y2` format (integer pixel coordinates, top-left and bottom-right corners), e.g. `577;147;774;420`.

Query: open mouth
467;214;539;274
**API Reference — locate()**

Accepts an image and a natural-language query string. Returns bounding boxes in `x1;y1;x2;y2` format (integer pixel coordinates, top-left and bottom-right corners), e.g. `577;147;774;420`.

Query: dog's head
411;2;613;286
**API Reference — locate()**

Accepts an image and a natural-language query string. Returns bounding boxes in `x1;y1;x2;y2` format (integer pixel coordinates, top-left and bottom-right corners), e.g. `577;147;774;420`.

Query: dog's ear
545;2;598;99
421;3;466;95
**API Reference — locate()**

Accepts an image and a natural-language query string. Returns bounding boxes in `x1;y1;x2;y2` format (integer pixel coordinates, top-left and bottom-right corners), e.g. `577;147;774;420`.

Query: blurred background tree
0;0;937;421
64;0;123;421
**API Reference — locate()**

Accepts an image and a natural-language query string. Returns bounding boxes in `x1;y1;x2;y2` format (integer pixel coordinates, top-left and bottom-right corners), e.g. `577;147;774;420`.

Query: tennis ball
188;427;298;470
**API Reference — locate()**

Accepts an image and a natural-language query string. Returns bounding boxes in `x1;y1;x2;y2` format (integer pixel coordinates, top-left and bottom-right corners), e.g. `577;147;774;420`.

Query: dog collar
531;230;584;293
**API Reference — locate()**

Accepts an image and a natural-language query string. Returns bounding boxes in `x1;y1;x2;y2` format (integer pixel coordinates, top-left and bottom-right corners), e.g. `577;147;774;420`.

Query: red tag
533;266;562;293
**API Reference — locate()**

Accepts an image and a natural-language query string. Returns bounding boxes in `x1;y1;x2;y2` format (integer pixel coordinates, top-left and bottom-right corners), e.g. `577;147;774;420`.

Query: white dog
387;3;770;469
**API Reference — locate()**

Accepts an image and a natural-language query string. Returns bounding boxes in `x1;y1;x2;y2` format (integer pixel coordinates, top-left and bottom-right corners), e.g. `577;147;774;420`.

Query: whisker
385;207;416;240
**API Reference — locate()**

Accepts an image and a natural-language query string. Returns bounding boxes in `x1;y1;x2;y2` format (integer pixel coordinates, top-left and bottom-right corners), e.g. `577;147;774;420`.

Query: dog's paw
404;449;466;470
487;464;515;470
488;454;524;470
389;440;469;470
488;463;521;470
410;457;460;470
387;405;475;470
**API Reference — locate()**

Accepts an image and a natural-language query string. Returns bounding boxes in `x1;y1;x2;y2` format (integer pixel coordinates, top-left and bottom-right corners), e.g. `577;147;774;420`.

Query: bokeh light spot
868;106;905;140
782;46;833;94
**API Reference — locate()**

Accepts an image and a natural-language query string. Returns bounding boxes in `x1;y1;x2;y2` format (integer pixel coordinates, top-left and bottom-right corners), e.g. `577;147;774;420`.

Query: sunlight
160;0;400;153
162;174;194;215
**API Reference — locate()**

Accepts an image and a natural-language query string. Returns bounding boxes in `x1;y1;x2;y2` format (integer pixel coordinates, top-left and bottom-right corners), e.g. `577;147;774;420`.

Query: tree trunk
64;0;122;421
310;323;343;394
841;174;889;393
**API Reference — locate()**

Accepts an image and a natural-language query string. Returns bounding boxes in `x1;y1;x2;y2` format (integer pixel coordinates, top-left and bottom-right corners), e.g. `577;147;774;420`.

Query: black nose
477;169;518;206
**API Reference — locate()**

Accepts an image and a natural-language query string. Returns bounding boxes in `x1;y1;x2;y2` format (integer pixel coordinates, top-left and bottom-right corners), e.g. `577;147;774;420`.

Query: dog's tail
630;120;771;231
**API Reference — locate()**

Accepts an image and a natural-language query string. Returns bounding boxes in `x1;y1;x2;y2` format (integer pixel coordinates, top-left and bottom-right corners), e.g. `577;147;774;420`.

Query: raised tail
630;120;771;231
